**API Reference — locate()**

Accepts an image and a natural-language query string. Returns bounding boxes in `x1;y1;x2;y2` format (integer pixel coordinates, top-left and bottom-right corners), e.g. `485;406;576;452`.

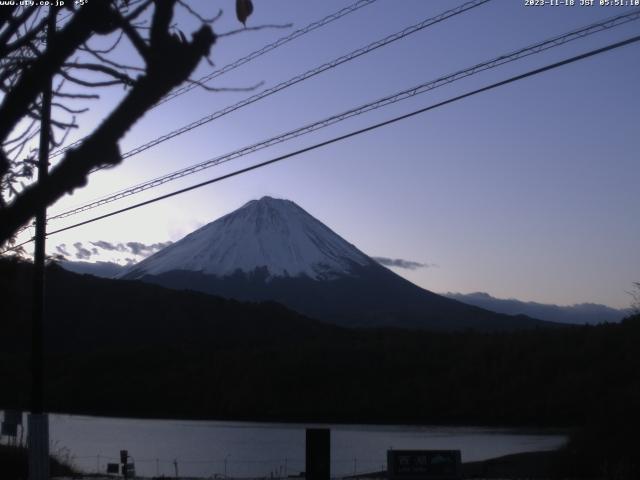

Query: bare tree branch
217;23;292;38
178;1;223;25
185;77;264;93
53;91;100;99
1;11;47;57
113;11;150;62
0;0;257;246
59;69;126;88
62;62;137;86
0;13;216;243
0;6;37;54
124;0;155;22
0;2;119;142
80;29;125;55
0;6;17;32
51;102;89;115
2;118;38;146
80;46;145;72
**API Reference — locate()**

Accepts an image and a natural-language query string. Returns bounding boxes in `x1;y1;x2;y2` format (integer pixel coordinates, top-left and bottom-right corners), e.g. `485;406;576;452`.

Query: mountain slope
1;259;339;357
57;260;623;326
139;263;555;331
122;197;556;331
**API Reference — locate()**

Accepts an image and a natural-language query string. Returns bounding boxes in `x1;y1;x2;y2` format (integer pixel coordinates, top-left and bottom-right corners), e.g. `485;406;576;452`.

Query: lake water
4;412;567;478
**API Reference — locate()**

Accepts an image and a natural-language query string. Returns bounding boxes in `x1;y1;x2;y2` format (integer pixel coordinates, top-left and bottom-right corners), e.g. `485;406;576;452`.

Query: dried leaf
236;0;253;26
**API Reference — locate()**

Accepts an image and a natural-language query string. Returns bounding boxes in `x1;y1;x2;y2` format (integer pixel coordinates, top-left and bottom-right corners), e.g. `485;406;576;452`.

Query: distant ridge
444;291;630;325
58;260;126;279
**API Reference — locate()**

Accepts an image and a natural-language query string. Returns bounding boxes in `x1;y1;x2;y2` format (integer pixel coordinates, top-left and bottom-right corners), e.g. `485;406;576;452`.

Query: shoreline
0;406;572;433
3;450;562;479
343;450;563;479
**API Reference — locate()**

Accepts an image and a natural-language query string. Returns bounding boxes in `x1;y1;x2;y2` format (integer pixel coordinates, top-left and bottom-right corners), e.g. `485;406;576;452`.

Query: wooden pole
28;7;55;480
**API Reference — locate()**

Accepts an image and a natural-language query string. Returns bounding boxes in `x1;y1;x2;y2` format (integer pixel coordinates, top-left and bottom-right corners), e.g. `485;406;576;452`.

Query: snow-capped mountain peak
122;196;373;280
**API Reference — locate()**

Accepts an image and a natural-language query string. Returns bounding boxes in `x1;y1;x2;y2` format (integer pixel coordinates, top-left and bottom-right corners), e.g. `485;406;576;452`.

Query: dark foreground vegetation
1;258;639;477
0;444;78;479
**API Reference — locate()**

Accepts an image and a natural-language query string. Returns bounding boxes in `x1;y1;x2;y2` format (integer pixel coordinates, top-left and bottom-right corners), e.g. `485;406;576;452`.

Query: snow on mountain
121;196;373;280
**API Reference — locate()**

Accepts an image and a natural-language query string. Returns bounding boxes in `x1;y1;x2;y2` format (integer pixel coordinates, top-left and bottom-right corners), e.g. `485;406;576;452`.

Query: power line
49;0;492;166
8;0;492;239
158;0;380;106
46;8;640;222
34;34;640;242
1;237;35;255
2;32;638;256
48;0;380;159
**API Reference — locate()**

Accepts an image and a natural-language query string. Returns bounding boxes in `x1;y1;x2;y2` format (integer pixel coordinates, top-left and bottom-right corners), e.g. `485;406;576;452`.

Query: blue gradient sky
23;0;640;308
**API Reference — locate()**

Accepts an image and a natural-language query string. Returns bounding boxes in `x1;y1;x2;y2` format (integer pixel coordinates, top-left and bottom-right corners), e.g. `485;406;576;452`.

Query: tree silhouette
0;0;253;247
630;282;640;315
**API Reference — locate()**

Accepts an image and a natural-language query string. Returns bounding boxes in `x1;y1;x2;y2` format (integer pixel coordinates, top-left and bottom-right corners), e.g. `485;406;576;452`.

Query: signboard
387;450;461;480
122;463;136;477
107;463;120;474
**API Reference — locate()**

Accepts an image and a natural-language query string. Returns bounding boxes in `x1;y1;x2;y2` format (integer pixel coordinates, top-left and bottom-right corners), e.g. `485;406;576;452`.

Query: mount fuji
123;196;371;281
120;197;554;331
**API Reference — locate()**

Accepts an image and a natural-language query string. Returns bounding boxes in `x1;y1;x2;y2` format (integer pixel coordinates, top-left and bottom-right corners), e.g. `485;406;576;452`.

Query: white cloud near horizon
373;256;437;270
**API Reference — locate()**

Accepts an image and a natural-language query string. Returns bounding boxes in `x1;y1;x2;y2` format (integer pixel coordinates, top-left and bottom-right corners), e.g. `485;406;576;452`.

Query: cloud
55;239;172;262
126;241;148;255
55;243;70;257
89;240;172;257
73;242;92;260
125;241;172;256
373;256;435;270
90;240;120;251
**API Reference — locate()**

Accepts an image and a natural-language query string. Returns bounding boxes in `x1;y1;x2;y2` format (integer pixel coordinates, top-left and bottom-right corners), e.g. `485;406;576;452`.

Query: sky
10;0;640;309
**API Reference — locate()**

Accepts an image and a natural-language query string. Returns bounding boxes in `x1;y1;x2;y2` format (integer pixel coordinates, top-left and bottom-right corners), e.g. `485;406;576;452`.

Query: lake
34;414;566;478
1;412;566;477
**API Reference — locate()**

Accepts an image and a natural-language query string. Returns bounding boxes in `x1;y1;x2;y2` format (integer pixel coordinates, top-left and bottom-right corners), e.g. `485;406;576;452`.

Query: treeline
1;258;638;430
0;444;78;480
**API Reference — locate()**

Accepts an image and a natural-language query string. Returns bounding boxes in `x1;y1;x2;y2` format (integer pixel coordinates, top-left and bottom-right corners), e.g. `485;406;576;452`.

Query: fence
68;454;386;479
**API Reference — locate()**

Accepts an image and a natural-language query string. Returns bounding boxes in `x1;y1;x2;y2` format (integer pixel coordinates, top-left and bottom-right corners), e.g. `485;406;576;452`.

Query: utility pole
28;7;55;480
121;451;129;480
306;429;330;480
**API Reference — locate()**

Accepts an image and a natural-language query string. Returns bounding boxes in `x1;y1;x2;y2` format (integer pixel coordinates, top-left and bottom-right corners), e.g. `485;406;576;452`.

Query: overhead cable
159;0;380;105
48;0;492;162
47;0;378;158
32;34;639;242
3;33;638;255
47;8;640;222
